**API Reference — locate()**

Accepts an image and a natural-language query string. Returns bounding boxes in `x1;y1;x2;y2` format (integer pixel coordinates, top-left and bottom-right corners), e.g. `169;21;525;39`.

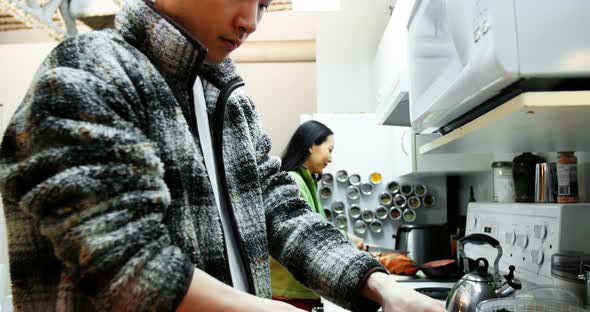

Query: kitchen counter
322;272;455;312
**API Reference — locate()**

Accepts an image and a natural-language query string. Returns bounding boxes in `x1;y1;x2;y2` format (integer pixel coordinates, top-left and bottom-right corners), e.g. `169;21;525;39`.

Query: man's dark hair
280;120;333;172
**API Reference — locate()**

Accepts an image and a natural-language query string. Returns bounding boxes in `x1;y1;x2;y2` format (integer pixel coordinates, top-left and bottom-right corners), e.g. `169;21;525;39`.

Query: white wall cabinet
400;128;492;176
373;0;413;126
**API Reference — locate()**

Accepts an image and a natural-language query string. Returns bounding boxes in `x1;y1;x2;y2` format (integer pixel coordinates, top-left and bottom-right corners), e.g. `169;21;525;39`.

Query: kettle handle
458;234;503;280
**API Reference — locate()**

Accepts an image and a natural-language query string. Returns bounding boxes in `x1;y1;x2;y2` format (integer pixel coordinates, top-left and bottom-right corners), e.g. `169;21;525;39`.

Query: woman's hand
361;272;445;312
348;232;366;250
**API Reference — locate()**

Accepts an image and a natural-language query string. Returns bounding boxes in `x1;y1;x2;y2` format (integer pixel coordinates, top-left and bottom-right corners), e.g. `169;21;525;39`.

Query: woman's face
305;135;334;174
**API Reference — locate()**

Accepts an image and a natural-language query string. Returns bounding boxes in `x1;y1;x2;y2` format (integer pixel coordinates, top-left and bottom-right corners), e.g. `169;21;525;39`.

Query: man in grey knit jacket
0;0;444;311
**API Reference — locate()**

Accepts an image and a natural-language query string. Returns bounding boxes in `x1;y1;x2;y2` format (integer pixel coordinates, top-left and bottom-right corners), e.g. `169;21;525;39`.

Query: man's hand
360;272;445;312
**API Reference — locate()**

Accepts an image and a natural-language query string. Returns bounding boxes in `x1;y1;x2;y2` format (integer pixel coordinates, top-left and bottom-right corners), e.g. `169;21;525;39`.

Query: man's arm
177;269;304;312
239;96;385;312
0;66;192;311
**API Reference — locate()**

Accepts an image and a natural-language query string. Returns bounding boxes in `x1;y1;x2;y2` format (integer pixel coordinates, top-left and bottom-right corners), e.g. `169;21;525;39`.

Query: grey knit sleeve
0;67;193;311
242;98;385;312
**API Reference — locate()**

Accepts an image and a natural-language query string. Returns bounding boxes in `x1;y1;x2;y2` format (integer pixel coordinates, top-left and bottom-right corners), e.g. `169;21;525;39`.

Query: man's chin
204;54;228;65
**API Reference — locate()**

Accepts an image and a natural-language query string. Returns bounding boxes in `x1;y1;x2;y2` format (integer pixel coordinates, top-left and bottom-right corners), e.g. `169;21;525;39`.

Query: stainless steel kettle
446;234;522;312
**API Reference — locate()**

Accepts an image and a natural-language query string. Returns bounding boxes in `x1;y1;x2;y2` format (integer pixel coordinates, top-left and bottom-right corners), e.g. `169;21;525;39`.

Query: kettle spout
496;265;522;297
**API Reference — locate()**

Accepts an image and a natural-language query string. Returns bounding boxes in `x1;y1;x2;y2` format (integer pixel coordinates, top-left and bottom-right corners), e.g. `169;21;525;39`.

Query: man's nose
235;2;258;35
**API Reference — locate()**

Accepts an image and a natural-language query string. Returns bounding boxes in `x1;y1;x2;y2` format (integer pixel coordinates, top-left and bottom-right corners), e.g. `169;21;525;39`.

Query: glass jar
492;161;515;202
557;152;579;203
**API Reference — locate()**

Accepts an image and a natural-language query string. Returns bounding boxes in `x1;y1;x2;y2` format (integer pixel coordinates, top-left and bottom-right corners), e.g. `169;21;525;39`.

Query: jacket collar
114;0;242;89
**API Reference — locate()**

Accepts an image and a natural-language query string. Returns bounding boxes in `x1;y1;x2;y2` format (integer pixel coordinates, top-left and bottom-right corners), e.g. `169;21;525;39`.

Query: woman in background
271;120;365;311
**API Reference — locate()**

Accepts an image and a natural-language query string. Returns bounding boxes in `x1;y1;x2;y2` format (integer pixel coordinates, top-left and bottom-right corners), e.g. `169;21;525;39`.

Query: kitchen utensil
446;234;522;312
386;181;400;194
422;194;435;208
361;209;375;222
353;220;367;235
535;162;557;203
370;220;383;233
421;259;459;279
331;201;345;214
319;185;332;199
476;298;586;312
413;184;427;197
400;183;413;196
378;192;393;205
393;194;407;208
349;173;361;186
346;186;360;200
407;196;421;209
389;207;402;220
402;209;416;222
375;206;388;220
360;183;373;195
321;173;334;185
349;204;361;219
336;170;349;183
392;224;450;266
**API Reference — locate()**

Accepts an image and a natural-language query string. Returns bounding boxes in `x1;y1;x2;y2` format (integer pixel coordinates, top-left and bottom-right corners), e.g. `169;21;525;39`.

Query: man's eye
259;4;268;11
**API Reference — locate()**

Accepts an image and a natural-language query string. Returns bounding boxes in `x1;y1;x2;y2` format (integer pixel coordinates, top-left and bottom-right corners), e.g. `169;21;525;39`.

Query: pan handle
392;234;398;249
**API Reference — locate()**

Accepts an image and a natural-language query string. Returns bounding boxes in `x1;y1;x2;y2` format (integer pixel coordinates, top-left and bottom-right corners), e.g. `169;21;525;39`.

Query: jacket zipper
211;77;257;294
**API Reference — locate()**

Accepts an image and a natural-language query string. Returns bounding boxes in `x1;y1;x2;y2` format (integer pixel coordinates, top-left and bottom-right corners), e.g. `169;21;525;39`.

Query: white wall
0;43;57;133
316;0;392;113
237;62;317;157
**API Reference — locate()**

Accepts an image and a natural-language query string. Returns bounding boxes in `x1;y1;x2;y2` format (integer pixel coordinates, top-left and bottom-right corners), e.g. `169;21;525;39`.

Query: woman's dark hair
281;120;333;172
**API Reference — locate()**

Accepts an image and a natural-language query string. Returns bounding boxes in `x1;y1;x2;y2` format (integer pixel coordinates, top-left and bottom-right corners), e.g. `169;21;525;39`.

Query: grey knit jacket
0;0;385;311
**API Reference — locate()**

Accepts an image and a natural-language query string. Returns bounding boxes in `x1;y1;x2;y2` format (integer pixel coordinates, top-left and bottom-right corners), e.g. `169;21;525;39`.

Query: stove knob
531;249;544;265
534;224;547;240
516;233;529;249
505;231;516;246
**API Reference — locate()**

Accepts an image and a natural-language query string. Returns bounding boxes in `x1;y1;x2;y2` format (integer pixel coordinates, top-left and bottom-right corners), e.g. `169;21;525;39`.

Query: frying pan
420;259;460;279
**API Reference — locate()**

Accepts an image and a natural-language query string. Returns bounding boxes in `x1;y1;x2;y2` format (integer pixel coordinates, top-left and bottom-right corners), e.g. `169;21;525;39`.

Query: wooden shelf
419;91;590;154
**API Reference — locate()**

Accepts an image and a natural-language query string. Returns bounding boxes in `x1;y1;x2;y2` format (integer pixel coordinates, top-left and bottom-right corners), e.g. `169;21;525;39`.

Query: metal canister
413;184;427;197
387;181;400;194
535;163;557;203
360;183;373;195
346;186;360;200
378;192;393;205
321;173;334;185
393;194;407;208
400;184;413;196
